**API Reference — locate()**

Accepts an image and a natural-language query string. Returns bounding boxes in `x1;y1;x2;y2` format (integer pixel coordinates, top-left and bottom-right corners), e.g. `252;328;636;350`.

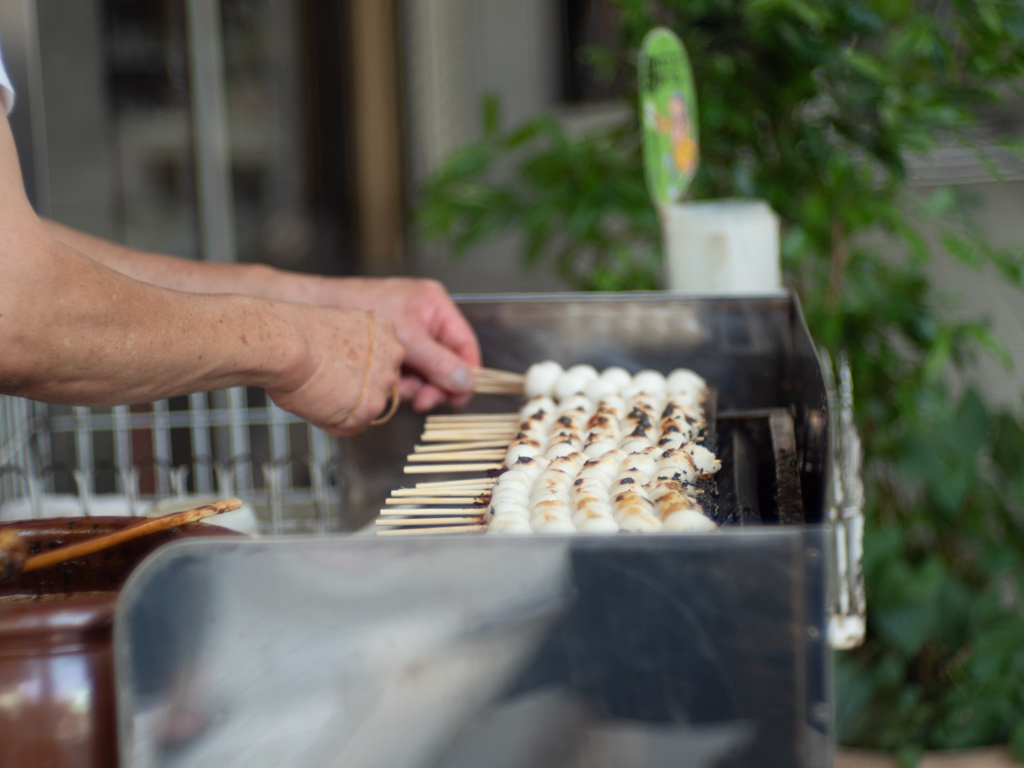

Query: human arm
0;117;402;435
42;221;482;411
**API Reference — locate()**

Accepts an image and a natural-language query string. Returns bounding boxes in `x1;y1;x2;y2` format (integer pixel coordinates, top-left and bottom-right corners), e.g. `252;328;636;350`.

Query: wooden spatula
0;498;242;584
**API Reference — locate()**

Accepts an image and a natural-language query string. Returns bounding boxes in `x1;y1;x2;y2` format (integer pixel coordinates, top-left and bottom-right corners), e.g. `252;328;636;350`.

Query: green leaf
897;743;923;768
969;616;1024;680
941;233;983;271
922;330;952;382
835;652;879;742
993;415;1024;479
846;51;890;84
747;0;828;30
920;187;957;220
871;558;948;656
953;390;990;460
1011;720;1024;762
976;0;1004;35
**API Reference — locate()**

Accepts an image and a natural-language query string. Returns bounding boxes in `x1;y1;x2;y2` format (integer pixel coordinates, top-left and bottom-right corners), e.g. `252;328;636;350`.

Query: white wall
402;0;569;293
922;180;1024;411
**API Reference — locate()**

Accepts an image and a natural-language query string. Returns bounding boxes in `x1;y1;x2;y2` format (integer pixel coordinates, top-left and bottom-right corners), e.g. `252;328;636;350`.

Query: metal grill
0;388;348;535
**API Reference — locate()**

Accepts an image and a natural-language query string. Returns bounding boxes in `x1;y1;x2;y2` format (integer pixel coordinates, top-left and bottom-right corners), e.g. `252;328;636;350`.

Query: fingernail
449;365;474;392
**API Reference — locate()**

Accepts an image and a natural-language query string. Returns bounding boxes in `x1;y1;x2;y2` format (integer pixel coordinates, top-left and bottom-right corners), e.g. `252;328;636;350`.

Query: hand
266;306;404;436
331;278;481;411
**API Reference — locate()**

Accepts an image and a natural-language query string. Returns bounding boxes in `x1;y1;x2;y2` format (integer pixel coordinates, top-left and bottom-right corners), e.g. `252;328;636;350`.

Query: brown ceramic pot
0;517;241;768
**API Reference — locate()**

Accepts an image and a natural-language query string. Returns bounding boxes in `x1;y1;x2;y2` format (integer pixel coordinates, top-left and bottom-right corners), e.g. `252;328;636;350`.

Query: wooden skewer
474;385;524;395
473;366;525;381
420;421;518;430
419;438;513;446
421;423;516;431
474;376;521;382
420;428;514;436
476;382;522;390
414;477;497;488
376;524;487;536
422;423;516;432
426;413;517;423
420;432;515;443
406;451;505;463
392;487;492;498
422;422;516;429
390;488;492;498
385;497;486;505
404;463;504;474
474;368;520;375
413;440;510;453
423;423;516;430
418;429;514;437
395;480;494;490
376;516;483;526
379;507;485;516
16;498;243;576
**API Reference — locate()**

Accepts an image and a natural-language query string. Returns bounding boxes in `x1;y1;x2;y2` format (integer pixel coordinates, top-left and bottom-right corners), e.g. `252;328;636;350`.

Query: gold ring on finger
370;384;401;426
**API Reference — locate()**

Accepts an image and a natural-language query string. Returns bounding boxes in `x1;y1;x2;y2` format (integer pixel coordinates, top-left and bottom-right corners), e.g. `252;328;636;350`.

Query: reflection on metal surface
118;537;571;768
822;349;866;650
116;530;830;768
437;688;755;768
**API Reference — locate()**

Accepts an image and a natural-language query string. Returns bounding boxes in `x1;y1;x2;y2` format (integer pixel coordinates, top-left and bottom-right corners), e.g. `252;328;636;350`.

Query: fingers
400;333;476;400
412;383;448;413
399;371;446;412
398;373;424;401
374;279;480;408
296;276;482;414
431;294;481;369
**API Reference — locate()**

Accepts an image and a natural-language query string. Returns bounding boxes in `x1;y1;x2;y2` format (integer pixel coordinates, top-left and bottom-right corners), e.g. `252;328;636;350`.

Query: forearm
0;236;310;406
41;219;288;296
39;220;479;411
42;219;397;308
47;220;455;309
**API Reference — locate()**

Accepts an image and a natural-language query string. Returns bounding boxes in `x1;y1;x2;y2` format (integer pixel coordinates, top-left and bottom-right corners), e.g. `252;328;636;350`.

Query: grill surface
353;292;828;533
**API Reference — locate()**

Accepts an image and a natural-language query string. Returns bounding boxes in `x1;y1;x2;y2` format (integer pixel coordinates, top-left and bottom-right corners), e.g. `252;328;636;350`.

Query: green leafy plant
418;101;659;290
417;0;1024;760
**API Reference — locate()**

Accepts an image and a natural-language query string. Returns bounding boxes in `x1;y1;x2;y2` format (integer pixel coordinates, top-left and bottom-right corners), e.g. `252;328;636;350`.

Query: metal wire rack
0;388;350;535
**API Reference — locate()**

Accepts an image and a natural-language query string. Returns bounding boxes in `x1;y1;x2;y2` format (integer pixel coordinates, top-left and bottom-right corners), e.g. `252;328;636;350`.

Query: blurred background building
1;0;1023;403
0;0;598;289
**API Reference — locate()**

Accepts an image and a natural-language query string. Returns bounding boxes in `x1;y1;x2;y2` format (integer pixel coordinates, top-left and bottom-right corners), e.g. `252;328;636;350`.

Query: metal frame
0;388;345;535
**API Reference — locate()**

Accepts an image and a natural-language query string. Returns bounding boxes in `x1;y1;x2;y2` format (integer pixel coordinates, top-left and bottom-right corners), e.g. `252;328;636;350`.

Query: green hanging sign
638;27;699;208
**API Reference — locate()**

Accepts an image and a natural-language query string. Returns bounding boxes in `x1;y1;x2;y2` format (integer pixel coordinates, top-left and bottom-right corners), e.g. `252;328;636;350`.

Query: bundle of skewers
473;367;528;395
377;363;722;536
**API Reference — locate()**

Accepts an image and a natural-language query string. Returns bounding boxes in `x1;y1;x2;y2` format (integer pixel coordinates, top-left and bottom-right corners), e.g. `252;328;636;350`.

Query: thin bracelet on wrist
339;310;374;427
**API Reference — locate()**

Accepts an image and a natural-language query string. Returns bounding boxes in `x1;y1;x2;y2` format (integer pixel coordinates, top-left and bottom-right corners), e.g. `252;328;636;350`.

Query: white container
662;198;782;293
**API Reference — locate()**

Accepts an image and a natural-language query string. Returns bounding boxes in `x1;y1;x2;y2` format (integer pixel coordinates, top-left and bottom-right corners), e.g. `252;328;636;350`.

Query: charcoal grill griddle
115;292;864;768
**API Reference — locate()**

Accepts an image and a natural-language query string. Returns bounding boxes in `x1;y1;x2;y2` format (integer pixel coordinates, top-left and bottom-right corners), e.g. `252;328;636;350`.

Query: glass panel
117;531;832;767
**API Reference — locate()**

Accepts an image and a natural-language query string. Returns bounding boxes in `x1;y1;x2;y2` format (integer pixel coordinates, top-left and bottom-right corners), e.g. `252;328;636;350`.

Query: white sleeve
0;36;15;114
